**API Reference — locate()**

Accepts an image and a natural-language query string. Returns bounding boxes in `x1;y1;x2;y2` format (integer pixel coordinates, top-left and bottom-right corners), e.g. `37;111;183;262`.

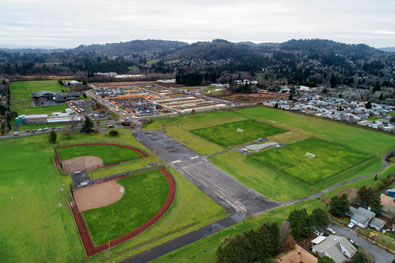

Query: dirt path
74;181;124;212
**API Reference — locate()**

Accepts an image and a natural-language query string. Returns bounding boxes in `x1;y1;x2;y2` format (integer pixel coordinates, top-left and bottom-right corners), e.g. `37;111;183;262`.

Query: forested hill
73;39;188;55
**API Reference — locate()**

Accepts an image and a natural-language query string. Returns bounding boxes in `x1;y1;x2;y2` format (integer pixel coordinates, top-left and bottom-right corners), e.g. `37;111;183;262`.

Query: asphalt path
126;125;394;263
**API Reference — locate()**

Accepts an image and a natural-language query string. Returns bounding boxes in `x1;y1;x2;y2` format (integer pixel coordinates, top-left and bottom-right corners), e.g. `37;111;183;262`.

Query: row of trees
216;222;280;263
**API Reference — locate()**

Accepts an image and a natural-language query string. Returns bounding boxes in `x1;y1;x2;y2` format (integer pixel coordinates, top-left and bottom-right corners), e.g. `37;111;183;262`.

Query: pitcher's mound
74;181;124;212
62;156;103;174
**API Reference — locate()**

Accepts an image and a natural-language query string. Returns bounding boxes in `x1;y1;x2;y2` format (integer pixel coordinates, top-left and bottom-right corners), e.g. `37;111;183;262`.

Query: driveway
329;223;394;263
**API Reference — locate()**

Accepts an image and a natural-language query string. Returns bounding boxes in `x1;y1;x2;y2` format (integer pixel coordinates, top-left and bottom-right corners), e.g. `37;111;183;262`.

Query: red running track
69;168;176;257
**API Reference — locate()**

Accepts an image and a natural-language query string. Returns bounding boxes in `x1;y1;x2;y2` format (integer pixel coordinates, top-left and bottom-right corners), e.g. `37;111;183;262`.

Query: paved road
329;223;394;263
121;213;246;263
133;129;282;216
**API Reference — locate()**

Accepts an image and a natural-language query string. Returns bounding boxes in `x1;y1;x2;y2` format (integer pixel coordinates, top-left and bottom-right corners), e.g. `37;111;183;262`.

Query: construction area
91;82;231;117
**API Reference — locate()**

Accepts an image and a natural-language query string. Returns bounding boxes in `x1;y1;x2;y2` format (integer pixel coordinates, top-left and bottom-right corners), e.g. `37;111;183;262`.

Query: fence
53;143;148;174
69;167;176;257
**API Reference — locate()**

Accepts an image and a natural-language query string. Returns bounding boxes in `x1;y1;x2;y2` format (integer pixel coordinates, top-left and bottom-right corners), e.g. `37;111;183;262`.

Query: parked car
314;230;323;236
348;222;356;229
13;132;19;136
327;227;336;234
25;130;31;133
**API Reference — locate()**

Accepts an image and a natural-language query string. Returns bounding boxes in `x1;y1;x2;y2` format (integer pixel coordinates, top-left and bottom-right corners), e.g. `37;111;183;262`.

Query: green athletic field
191;119;286;146
249;138;372;185
0;129;227;263
83;170;170;245
10;80;70;115
146;106;395;201
56;144;142;165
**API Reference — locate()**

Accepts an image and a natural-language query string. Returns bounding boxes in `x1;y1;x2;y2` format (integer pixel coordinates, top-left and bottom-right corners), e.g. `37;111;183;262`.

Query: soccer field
249;138;372;185
191;119;286;146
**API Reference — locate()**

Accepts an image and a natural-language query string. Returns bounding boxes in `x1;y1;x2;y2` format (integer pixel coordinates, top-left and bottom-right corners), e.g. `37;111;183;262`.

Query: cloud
371;30;395;35
0;0;394;48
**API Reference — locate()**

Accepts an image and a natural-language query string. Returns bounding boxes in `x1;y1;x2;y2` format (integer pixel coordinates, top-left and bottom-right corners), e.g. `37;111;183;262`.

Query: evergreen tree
352;251;368;263
81;117;94;133
48;131;57;144
311;208;330;230
365;101;372;109
288;209;311;241
357;186;382;214
329;194;349;216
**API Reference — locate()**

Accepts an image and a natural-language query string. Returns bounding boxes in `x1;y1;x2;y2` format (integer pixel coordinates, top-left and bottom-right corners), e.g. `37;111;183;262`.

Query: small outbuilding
369;217;386;231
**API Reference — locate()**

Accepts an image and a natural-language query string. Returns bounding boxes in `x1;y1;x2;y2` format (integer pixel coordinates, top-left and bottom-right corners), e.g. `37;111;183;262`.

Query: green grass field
83;170;169;245
191;119;286;147
10;80;70;116
56;144;142;164
146;106;395;201
0;129;227;263
249;138;372;185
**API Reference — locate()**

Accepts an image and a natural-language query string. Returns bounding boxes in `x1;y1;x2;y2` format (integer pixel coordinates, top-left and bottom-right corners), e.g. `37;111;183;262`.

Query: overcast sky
1;0;395;48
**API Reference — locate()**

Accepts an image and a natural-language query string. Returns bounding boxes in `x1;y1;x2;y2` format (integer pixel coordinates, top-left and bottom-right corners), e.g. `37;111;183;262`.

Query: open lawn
56;144;143;165
83;170;169;245
0;129;227;263
0;135;83;263
10;80;70;116
192;119;286;147
147;106;394;201
249;138;372;185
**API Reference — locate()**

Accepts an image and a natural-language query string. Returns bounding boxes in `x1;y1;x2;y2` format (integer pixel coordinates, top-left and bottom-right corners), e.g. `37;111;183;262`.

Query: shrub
109;130;119;137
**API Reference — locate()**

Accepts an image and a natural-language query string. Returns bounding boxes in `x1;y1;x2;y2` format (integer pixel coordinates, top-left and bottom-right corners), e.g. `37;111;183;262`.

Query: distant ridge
379;47;395;53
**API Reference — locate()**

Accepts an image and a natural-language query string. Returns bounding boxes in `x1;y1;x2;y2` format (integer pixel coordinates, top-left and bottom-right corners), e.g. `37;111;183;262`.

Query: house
312;235;357;263
387;188;395;198
369;217;386;231
274;245;317;263
349;207;376;228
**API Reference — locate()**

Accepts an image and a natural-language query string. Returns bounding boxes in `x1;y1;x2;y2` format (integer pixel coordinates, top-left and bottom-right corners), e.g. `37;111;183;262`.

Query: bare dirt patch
74;181;125;212
62;156;103;174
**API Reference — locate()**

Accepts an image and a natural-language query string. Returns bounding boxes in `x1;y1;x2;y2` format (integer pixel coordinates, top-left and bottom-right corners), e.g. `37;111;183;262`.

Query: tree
108;130;119;137
62;127;72;139
48;131;57;144
311;208;330;230
288;209;311;241
288;94;293;100
318;256;336;263
274;103;279;109
357;186;382;214
365;101;372;109
352;251;367;263
216;222;280;263
81;117;94;133
329;194;349;216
